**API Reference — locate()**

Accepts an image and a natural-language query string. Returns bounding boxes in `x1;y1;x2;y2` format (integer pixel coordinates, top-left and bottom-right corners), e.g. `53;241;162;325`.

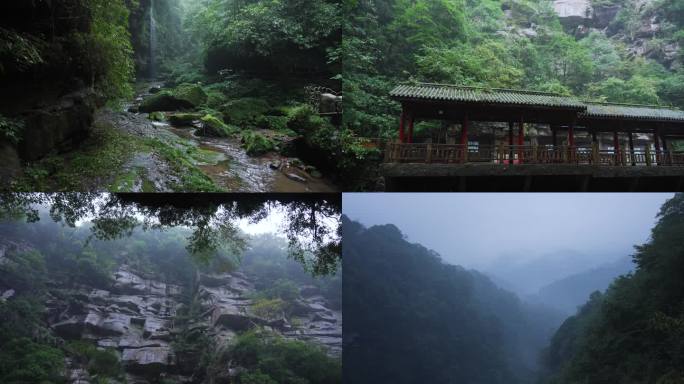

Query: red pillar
508;121;514;164
460;114;469;145
399;110;405;144
613;131;620;165
460;114;469;163
568;122;575;163
654;130;661;165
518;116;524;163
408;113;414;144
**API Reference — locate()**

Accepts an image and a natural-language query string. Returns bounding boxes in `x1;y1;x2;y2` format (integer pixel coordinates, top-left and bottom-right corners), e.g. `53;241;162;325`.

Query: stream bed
121;82;338;192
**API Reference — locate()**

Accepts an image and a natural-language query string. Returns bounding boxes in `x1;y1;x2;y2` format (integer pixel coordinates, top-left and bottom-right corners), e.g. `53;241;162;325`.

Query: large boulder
139;91;193;113
167;113;202;126
18;89;98;161
197;114;236;137
139;84;207;113
174;84;207;107
212;305;264;331
0;142;21;184
122;347;172;375
554;0;592;28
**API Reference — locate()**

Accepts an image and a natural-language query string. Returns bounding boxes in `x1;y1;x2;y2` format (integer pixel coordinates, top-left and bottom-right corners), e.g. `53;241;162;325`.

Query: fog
344;193;673;295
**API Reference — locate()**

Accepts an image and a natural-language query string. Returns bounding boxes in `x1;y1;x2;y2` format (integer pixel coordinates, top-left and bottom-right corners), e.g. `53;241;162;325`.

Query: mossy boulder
167;113;203;126
139;84;207;113
241;130;276;156
220;98;271;127
139;91;193;112
174;83;208;107
198;114;237;137
148;111;165;121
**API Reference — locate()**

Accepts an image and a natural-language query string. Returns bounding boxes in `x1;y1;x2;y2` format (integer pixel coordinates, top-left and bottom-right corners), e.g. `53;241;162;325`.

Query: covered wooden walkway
387;83;684;167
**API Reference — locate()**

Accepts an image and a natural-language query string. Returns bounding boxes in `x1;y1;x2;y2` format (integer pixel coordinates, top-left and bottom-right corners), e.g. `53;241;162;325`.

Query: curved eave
391;95;587;111
579;114;684;124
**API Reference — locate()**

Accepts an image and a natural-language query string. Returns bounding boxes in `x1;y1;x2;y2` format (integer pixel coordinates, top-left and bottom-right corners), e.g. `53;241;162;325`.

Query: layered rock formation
42;264;340;383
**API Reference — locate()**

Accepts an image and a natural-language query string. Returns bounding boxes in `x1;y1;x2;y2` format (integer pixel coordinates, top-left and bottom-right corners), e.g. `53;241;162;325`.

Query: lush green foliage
182;0;340;77
542;193;684;383
343;0;684;140
228;329;341;384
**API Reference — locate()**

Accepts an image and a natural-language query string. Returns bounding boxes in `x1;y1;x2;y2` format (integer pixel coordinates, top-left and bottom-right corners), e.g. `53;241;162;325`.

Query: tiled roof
581;102;684;122
389;83;586;110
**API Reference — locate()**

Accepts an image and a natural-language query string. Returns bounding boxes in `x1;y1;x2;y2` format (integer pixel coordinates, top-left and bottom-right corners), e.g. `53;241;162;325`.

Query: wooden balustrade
384;142;684;166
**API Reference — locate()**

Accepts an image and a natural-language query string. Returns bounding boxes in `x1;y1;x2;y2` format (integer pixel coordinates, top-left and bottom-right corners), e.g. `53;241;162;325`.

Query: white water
149;0;157;78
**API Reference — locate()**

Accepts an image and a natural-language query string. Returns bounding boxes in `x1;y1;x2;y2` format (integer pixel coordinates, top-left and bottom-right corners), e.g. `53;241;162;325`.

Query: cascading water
149;0;157;79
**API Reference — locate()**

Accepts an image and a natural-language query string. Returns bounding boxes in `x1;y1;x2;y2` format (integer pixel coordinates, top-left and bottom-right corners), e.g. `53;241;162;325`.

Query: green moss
149;111;165;121
143;138;223;192
174;83;208;107
257;115;290;131
198;114;237;137
167;113;203;126
205;89;228;108
241;130;276;156
8;122;143;191
186;147;226;165
139;91;192;112
221;98;271;127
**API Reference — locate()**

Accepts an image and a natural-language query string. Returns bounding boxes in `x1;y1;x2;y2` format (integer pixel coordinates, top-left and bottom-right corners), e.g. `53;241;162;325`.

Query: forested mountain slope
541;193;684;383
344;0;684;138
342;216;564;384
534;256;634;314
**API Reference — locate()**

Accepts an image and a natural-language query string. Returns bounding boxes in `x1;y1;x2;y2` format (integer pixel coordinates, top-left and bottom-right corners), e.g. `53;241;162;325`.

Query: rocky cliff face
552;0;681;69
42;263;340;383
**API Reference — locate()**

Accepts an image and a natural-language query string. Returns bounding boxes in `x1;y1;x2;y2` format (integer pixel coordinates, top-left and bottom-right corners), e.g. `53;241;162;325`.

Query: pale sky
343;193;673;270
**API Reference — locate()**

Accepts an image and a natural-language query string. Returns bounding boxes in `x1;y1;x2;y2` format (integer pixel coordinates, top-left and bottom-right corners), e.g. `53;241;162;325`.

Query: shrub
241;131;276;156
230;330;341;384
221;98;271;127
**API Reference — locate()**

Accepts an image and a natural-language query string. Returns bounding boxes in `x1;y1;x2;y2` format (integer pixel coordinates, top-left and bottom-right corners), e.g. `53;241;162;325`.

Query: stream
123;82;338;192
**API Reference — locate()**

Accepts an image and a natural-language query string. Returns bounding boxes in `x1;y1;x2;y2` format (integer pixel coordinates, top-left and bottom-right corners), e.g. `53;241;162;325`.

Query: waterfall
149;0;157;79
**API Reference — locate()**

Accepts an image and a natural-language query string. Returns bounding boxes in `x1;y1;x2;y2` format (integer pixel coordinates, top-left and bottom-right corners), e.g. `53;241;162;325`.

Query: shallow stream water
128;82;338;192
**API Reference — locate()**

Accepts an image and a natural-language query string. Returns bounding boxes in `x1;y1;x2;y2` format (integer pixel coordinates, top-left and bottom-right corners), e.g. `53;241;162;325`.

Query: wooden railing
384;143;684;166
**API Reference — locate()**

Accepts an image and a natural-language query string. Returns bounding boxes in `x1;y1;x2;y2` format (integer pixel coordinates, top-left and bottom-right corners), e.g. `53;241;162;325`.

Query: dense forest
343;192;684;383
541;193;684;383
344;0;684;138
0;0;370;192
0;194;342;383
342;216;565;384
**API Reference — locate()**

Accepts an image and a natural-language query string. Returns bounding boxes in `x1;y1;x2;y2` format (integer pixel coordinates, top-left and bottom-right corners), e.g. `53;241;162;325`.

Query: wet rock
167;113;202;126
1;289;15;301
69;368;91;384
212;305;262;331
173;83;207;107
198;114;235;137
149;112;165;122
269;161;282;170
0;142;21;184
122;346;172;374
149;86;163;94
286;173;307;183
18;89;98;161
52;317;86;338
299;286;319;298
139;92;194;113
554;0;591;28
